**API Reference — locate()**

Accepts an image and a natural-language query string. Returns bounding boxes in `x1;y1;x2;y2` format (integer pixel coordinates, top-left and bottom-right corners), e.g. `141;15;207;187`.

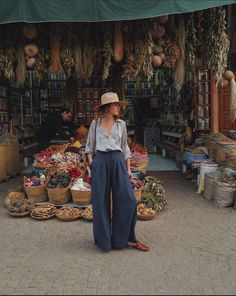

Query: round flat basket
137;213;155;221
7;211;30;217
30;213;55;220
55;213;81;222
81;215;93;222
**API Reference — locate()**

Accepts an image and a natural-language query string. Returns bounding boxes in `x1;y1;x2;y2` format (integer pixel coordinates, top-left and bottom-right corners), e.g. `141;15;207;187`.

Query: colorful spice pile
24;175;47;186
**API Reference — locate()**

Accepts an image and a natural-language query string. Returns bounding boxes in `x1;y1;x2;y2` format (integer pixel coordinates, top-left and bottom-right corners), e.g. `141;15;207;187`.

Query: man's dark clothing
36;111;75;150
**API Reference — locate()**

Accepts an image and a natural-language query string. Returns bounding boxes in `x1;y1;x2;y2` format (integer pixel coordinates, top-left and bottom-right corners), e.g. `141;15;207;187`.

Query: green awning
0;0;236;23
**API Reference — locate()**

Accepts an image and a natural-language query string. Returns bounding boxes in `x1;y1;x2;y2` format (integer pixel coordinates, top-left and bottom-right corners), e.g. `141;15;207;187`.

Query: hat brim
93;101;128;112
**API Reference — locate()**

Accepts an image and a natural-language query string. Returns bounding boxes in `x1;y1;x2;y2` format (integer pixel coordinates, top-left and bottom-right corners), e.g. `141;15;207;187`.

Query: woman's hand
127;169;132;179
126;158;132;178
87;153;93;168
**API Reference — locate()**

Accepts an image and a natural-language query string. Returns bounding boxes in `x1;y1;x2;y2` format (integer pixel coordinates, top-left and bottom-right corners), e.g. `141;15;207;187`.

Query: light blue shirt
85;119;131;160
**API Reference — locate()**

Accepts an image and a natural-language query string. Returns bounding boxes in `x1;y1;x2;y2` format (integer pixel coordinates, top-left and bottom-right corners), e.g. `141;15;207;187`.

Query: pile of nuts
56;206;82;221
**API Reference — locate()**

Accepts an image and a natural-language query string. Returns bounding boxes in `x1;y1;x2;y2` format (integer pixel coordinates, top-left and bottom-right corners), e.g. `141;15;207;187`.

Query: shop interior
0;6;234;175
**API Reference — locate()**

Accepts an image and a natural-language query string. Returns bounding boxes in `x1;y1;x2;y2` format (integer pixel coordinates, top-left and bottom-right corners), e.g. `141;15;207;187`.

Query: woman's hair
98;103;121;121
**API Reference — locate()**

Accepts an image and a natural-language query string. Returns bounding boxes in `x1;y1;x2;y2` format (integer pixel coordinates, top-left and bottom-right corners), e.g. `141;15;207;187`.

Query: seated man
36;108;75;151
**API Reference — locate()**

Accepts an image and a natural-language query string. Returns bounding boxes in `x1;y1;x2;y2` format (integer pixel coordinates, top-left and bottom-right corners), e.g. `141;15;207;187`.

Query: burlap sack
0;144;7;180
213;181;236;207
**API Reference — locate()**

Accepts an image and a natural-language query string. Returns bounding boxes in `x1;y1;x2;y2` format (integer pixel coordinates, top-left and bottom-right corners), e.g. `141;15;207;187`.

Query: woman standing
85;92;149;252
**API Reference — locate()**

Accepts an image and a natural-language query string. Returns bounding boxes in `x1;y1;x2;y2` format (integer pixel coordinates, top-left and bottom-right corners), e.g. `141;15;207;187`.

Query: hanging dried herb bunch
81;23;94;84
174;15;186;90
0;24;18;80
122;21;136;78
16;43;26;87
102;22;113;81
194;10;204;58
140;20;155;80
73;23;83;82
34;49;50;81
123;19;154;80
48;24;64;74
61;23;74;78
203;7;230;84
185;12;197;84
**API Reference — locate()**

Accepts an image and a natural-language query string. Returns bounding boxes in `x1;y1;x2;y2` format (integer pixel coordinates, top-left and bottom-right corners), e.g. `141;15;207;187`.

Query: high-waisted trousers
91;150;137;251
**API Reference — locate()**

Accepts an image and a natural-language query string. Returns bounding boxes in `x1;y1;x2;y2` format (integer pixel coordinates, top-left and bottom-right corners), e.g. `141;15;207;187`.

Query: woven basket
7;211;30;217
71;189;92;205
137;213;155;221
24;177;48;202
133;187;143;201
55;213;81;221
46;183;72;205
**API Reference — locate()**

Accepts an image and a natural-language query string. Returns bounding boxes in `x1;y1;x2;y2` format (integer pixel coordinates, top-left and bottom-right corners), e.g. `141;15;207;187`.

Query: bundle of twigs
16;44;26;87
61;24;74;78
48;24;64;74
174;15;186;90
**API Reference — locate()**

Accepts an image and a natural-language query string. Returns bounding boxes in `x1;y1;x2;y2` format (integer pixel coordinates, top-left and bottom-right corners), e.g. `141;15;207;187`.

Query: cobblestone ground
0;172;236;295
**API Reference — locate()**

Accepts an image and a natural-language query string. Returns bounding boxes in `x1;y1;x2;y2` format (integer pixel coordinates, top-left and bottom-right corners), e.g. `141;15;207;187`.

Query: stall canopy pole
0;0;236;24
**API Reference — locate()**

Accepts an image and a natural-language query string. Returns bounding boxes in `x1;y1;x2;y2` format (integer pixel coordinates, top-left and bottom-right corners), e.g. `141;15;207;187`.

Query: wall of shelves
75;73;113;126
193;69;212;131
0;80;9;135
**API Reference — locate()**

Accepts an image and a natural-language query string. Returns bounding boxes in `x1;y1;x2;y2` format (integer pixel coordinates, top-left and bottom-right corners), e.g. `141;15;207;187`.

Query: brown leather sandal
127;241;150;252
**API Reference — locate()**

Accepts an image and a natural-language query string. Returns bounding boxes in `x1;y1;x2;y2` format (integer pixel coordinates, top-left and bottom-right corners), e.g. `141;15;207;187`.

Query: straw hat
94;92;127;111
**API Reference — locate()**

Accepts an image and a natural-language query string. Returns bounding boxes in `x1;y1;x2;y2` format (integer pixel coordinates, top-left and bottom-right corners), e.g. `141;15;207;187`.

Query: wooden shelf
194;129;210;131
162;131;183;138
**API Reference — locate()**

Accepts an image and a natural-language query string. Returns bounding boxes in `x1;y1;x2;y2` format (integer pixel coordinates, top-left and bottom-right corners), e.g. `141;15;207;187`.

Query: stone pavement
0;172;236;295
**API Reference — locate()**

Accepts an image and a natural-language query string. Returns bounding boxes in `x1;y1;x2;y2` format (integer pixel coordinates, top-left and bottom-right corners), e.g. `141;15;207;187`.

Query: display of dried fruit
46;173;71;189
56;206;82;221
30;203;56;220
137;203;156;220
81;207;93;221
6;196;35;214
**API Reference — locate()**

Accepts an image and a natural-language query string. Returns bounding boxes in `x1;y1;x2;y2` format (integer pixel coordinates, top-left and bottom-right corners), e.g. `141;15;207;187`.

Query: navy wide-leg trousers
91;151;137;251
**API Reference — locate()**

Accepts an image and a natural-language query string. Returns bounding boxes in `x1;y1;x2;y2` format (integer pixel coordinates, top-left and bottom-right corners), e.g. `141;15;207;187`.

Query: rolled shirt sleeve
85;120;96;154
121;121;131;161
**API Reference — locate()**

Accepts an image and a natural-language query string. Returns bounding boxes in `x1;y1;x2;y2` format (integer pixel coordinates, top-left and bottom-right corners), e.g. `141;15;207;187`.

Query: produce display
33;143;86;178
5;195;35;216
130;143;149;172
217;173;236;185
4;191;26;207
81;207;93;221
71;178;91;191
140;176;167;213
46;173;71;189
137;203;156;220
130;177;143;191
30;203;56;220
56;206;82;221
24;175;47;186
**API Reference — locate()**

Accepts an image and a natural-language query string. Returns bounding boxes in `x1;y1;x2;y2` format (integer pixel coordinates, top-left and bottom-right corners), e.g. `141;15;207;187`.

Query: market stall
4;130;168;221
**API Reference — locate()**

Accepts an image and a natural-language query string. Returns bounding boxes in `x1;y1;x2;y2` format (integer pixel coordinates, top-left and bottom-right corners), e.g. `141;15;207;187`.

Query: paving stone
0;173;236;295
